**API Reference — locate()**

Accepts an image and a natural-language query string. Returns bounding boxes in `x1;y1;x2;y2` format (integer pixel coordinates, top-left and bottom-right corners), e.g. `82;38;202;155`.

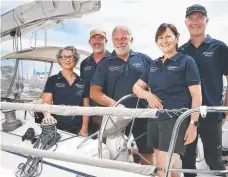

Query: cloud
1;0;228;59
1;34;91;54
51;20;91;36
1;0;31;14
79;0;228;58
1;50;8;55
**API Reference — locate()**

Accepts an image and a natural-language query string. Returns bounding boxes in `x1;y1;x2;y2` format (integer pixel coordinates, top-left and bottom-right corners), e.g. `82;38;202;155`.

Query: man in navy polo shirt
80;29;112;134
90;25;154;165
42;46;89;136
179;4;228;177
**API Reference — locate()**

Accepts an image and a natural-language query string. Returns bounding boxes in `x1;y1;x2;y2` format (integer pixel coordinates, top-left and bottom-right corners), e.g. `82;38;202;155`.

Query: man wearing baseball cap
180;4;228;177
80;29;112;135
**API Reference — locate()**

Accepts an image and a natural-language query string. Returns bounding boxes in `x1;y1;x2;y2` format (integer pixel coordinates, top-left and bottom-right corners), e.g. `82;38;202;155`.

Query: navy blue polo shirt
91;50;152;108
179;35;228;119
140;52;201;120
80;50;112;107
43;72;89;126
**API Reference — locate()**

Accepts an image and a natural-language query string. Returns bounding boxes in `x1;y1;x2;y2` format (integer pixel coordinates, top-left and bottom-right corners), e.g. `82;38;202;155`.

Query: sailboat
0;47;158;177
1;1;228;177
0;1;156;176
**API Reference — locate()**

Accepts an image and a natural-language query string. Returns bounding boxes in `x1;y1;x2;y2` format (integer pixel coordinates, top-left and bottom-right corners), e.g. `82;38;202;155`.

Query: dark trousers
181;114;226;177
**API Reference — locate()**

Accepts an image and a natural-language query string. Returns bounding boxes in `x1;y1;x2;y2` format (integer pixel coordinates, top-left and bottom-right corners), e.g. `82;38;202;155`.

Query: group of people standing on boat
41;4;228;177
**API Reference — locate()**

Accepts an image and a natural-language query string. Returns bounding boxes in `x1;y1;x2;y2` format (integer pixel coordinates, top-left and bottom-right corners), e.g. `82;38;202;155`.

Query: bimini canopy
0;46;90;99
1;0;101;42
1;46;91;64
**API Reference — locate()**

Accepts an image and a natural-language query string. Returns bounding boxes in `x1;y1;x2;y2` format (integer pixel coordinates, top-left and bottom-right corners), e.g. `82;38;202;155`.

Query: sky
1;0;228;59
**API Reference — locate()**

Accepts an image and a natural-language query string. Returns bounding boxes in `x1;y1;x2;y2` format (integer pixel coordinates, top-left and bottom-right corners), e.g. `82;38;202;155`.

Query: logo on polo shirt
150;67;158;72
167;66;178;71
56;83;66;87
133;63;142;67
84;66;92;71
202;52;214;57
109;66;120;71
75;84;84;89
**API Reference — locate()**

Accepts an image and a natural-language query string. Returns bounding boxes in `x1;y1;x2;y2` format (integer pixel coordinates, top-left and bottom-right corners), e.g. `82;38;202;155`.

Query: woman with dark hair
42;46;89;136
133;23;202;177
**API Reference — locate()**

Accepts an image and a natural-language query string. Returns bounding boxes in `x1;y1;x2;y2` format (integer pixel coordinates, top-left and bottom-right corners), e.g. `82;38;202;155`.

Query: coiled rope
15;123;60;177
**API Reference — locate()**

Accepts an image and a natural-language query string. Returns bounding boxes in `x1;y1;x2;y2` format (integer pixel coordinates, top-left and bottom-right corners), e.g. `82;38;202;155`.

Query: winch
2;109;22;132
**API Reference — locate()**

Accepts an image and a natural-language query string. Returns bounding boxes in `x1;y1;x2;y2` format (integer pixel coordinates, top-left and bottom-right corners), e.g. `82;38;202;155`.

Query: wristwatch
190;120;199;127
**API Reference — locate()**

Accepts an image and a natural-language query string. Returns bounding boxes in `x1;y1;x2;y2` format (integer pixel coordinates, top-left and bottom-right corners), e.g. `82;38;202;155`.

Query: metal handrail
164;106;228;177
98;94;137;158
77;131;99;149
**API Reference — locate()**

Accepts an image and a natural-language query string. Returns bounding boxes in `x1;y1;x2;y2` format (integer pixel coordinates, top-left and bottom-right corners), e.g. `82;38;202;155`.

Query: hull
1;111;228;177
0;111;148;177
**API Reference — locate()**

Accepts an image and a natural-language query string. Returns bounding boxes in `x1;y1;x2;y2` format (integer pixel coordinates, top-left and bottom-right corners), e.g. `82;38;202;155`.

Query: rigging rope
15;123;60;177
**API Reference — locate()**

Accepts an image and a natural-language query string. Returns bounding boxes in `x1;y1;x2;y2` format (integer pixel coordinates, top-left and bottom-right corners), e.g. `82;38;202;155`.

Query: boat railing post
98;94;136;159
77;131;99;149
164;108;199;177
164;106;228;177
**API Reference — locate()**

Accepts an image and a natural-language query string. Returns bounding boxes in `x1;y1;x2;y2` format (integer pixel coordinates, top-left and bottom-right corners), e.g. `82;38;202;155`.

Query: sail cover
1;0;101;42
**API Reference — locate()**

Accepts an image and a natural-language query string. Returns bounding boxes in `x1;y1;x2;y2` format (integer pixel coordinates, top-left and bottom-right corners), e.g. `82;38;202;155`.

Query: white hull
0;111;148;177
1;110;228;177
